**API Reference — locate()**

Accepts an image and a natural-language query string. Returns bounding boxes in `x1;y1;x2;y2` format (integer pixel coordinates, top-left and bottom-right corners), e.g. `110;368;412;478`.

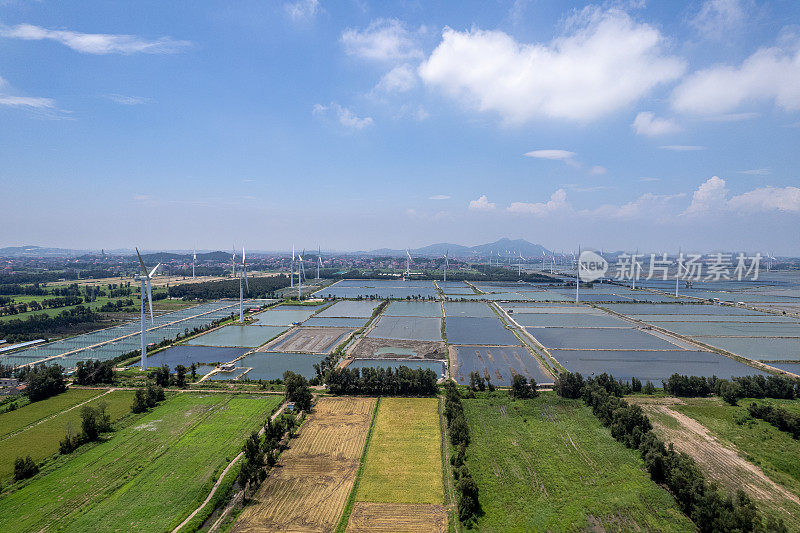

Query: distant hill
0;245;86;257
368;238;551;258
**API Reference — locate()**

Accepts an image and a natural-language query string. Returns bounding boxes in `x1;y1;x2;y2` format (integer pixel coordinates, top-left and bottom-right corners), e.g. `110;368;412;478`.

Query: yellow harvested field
345;502;448;533
232;396;376;533
355;397;443;504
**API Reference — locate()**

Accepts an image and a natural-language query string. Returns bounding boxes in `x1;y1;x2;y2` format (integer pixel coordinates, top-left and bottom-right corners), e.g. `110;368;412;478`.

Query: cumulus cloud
418;7;684;122
584;193;684;219
313;102;373;129
507;189;569;216
468;195;496;211
684;176;800;215
631;111;682;136
376;64;417;92
690;0;748;40
0;23;191;54
284;0;320;21
590;165;607;175
524;149;576;161
341;19;422;62
672;38;800;114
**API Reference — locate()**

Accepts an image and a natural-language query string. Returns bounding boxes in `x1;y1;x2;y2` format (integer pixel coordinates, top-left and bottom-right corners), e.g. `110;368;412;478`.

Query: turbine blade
135;248;148;275
148;263;161;278
146;279;154;324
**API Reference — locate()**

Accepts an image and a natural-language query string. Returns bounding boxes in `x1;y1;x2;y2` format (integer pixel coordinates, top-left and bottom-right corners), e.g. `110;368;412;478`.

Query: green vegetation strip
0;392;282;533
335;397;381;533
355;397;444;504
0;388;103;439
0;390;134;483
462;393;693;531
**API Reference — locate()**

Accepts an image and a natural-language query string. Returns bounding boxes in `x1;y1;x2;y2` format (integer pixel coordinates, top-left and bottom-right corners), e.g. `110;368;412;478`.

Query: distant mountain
368;238;552;258
0;245;87;257
140;251;232;262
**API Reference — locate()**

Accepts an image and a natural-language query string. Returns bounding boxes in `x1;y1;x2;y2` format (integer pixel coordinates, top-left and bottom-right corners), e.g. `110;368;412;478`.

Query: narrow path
172;401;287;533
0;388;115;443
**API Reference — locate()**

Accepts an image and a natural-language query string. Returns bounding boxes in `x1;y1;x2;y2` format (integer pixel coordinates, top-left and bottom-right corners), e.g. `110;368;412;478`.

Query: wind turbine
575;246;581;304
316;246;322;280
135;248;160;371
239;247;249;322
290;245;295;288
405;249;412;277
192;248;196;279
443;250;449;282
297;250;306;299
231;247;236;278
518;252;524;277
675;249;683;297
541;251;545;272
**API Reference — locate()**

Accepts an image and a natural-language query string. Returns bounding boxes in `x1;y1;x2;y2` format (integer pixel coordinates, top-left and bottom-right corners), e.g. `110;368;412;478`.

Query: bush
74;360;114;385
283;371;312;412
130;382;165;413
719;380;742;406
24;365;66;402
554;371;584;399
510;374;538;399
13;455;38;481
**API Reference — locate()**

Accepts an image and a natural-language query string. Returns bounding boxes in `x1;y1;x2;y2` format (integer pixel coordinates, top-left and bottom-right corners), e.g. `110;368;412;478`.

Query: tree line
555;371;787;532
747;403;800;439
167;275;290;300
0;306;103;343
662;373;798;405
443;381;479;526
325;366;438;396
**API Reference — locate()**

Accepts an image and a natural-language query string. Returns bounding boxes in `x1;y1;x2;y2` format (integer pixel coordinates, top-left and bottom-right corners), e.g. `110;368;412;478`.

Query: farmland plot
0;393;280;532
348;397;446;533
233;396;376;533
461;393;693;531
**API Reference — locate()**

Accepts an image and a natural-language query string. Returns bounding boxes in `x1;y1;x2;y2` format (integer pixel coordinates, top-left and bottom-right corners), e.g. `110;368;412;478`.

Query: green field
0;389;135;482
462;393;693;531
0;388;103;439
0;392;282;532
355;397;443;504
669;397;800;499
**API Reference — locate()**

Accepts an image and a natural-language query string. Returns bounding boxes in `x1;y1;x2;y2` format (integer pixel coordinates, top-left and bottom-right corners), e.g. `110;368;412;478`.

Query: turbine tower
239;247;249;322
231;247;236;278
443;250;449;282
135;248;160;371
316;246;321;280
192;248;196;279
297;250;306;300
290;245;295;288
405;249;411;277
518;252;524;276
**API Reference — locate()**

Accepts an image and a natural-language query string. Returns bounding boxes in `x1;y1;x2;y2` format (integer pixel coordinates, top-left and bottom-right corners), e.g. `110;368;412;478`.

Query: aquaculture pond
185;325;287;348
315;300;381;318
367;316;443;341
210;352;325;381
527;327;681;350
690;337;800;361
444;317;520;345
552;349;767;382
383;301;443;317
453;345;552;386
145;345;248;372
444;301;497;318
512;313;631;328
252;308;317;326
301;316;368;328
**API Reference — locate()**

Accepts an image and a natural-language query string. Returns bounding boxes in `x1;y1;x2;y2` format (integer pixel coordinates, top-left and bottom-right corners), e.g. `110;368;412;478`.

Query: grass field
355;397;443;504
0;389;134;482
233;396;376;533
0;388;103;439
462;392;694;532
633;395;800;529
0;392;281;532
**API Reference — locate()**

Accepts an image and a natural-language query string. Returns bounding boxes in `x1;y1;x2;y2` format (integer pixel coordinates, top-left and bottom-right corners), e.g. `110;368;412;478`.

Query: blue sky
1;0;799;253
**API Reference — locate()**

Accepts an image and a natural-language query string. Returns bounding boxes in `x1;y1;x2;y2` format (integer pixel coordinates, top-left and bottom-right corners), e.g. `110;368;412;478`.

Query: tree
510;374;537;399
719;380;742;406
150;364;171;387
175;365;187;388
554;371;584;399
13;455;38;481
630;376;642;393
643;381;656;395
25;365;66;402
131;388;149;413
456;474;479;523
283;371;313;412
190;362;197;382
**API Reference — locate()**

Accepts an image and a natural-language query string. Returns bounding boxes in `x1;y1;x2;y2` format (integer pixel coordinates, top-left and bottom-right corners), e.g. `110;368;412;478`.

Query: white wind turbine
675;249;684;297
518;252;524;276
297;250;306;299
239;246;249;322
135;248;160;371
290;245;295;288
443;250;449;282
316;246;322;280
192;248;196;279
405;249;412;277
230;247;236;278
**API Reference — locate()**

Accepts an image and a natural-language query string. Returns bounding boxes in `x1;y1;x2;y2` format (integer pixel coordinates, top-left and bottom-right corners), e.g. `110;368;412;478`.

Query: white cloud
376;64;417;92
660;145;707;151
429;194;451;200
341;19;422;62
284;0;320;21
738;168;770;175
418;7;685;122
690;0;747;40
702;112;759;122
672;38;800;114
313;102;373;129
468;195;496;211
0;95;55;108
631;111;681;136
640;177;660;182
583;193;684;220
0;23;191;54
590;165;607;175
507;189;568;216
103;94;150;105
524;149;576;161
683;176;800;215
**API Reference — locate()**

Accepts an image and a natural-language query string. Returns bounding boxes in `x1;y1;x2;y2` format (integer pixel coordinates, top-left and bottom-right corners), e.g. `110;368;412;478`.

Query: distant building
285;402;296;412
